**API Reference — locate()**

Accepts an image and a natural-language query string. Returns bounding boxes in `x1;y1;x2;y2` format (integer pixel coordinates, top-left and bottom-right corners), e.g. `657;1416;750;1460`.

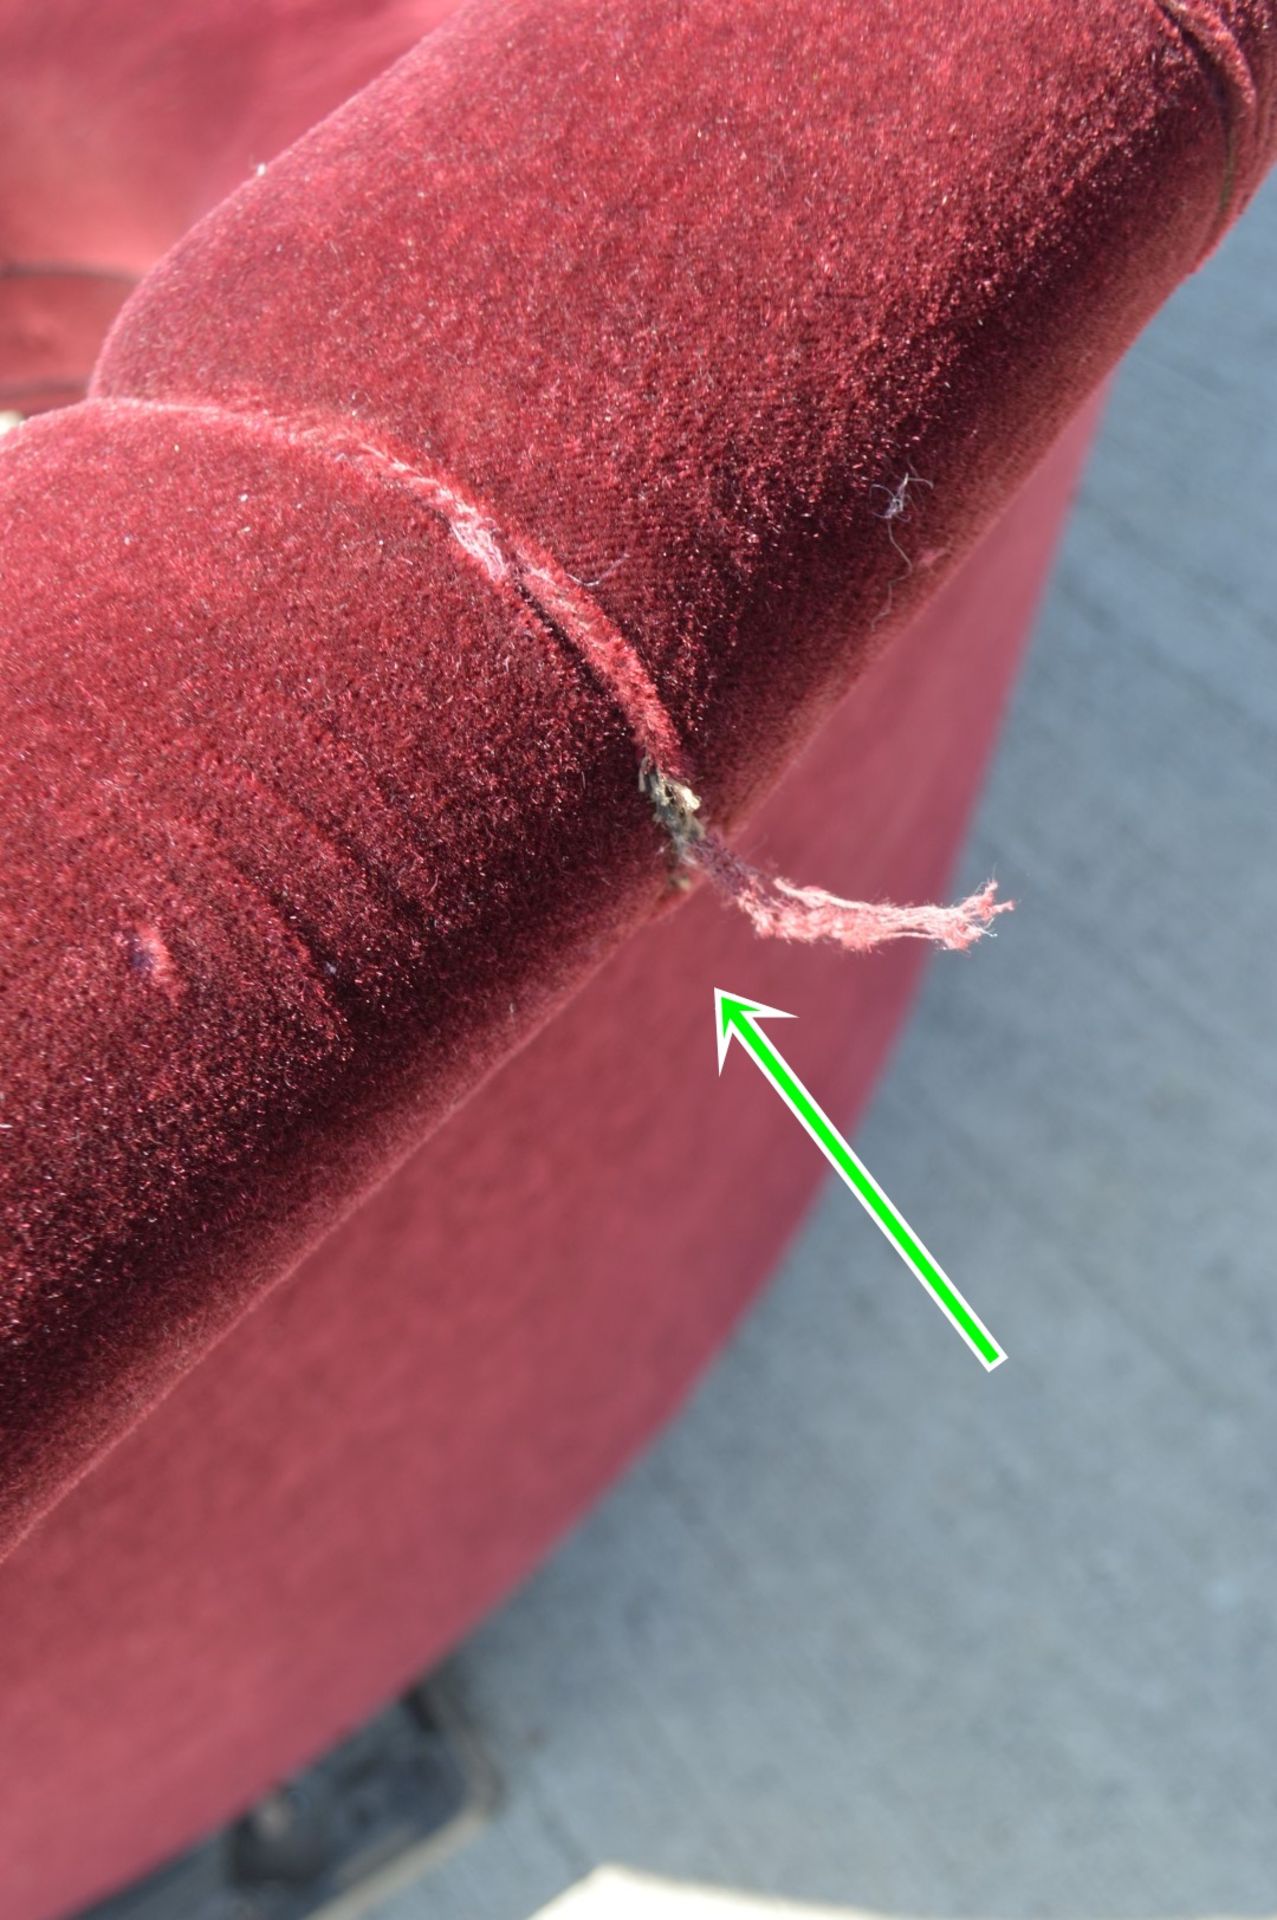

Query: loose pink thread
98;395;1010;957
641;764;1008;955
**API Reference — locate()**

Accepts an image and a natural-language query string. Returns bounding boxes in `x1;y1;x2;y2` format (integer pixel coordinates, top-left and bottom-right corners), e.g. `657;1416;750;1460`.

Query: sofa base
82;1677;493;1920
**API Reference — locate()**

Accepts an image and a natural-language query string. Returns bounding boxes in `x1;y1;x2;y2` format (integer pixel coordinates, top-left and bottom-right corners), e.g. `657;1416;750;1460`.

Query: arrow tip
714;989;795;1073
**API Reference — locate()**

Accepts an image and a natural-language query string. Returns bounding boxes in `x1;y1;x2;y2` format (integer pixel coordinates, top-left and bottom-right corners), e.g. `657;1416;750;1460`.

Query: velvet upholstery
3;0;1272;1560
0;2;1274;1909
0;410;1095;1920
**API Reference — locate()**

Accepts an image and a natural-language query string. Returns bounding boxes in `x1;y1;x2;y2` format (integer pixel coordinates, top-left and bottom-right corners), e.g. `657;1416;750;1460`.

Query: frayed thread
343;446;1009;955
95;396;1010;959
641;762;1010;955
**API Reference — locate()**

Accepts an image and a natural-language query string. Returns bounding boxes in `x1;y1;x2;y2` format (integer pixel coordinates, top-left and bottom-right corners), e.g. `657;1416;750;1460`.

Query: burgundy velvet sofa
1;2;1273;1913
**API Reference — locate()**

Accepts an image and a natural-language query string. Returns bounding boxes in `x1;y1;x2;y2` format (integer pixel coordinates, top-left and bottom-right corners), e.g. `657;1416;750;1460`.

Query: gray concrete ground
372;173;1277;1920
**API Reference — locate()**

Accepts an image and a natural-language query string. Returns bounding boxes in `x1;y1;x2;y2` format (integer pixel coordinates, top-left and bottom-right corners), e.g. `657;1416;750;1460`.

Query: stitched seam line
90;393;691;785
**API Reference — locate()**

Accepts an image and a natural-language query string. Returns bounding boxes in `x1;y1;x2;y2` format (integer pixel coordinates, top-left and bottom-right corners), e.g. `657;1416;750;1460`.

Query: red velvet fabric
0;410;1094;1920
0;0;458;412
1;0;1274;1559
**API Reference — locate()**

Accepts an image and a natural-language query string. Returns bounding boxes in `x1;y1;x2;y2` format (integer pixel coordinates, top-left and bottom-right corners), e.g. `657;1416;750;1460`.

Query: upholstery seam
90;394;691;782
1144;0;1265;253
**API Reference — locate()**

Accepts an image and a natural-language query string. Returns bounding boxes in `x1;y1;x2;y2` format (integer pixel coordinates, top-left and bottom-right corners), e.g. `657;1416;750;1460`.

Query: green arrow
716;991;1005;1371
